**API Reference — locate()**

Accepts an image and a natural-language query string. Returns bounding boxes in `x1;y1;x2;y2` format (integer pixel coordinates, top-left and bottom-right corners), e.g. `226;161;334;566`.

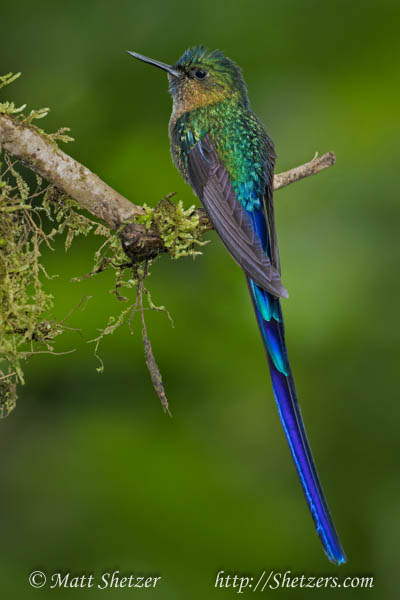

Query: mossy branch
0;111;336;262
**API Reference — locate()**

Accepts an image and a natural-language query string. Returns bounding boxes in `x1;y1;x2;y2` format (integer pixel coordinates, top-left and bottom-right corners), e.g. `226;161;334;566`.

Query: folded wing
188;135;288;298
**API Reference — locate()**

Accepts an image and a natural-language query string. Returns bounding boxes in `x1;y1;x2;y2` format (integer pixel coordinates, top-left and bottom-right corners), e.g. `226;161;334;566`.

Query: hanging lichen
0;72;211;417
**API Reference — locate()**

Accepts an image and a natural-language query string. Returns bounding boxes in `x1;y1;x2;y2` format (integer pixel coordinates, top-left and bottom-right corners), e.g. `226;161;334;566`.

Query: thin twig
22;349;77;357
138;281;171;416
274;152;336;190
58;295;92;324
0;372;17;382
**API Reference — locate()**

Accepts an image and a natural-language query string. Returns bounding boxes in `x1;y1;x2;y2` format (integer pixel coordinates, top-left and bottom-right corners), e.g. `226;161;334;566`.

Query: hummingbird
127;46;346;565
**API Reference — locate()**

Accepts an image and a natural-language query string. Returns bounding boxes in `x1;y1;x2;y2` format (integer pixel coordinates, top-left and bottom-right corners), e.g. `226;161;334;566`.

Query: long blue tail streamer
247;276;346;564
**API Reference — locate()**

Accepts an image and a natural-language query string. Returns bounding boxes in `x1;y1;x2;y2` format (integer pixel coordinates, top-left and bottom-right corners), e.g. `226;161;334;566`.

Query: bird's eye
194;68;207;80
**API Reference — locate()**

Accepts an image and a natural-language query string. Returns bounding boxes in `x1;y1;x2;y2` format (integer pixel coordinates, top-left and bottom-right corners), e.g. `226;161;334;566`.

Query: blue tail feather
246;276;346;564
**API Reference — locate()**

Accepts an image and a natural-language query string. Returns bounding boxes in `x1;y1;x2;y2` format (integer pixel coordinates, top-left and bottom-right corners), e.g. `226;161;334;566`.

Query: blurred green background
1;0;399;597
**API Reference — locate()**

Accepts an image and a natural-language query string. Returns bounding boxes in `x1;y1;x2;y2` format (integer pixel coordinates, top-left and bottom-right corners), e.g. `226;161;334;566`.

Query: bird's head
127;46;249;115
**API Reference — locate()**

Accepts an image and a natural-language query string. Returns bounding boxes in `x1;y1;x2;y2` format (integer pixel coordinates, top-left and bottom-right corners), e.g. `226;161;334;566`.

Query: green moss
0;72;207;416
0;151;58;409
0;72;116;414
0;73;26;116
0;371;16;418
0;147;133;416
136;194;209;260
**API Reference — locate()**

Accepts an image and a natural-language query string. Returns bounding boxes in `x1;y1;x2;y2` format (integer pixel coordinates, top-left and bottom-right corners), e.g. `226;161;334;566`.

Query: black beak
126;51;181;78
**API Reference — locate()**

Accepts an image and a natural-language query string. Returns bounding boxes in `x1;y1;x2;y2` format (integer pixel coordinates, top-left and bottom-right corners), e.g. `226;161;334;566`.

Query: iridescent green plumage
168;46;274;213
171;98;275;213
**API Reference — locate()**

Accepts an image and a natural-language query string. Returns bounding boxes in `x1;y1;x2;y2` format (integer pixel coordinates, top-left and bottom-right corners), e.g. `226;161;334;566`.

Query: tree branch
0;113;335;261
273;151;335;190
